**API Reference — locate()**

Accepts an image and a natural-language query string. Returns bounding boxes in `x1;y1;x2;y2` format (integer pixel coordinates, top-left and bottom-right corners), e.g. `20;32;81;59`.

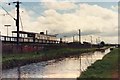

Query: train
1;31;59;44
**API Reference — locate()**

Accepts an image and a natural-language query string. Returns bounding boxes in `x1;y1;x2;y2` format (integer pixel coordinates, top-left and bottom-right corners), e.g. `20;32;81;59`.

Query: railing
0;36;60;44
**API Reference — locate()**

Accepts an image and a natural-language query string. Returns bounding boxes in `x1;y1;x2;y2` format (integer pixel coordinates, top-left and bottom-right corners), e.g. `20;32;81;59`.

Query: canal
2;48;110;78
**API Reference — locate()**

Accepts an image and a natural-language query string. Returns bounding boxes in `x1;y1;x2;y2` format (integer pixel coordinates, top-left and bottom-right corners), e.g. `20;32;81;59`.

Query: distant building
12;31;58;43
35;32;57;41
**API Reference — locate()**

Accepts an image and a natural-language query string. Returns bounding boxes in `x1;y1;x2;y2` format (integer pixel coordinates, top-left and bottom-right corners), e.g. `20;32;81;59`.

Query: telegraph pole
78;29;81;44
13;1;21;45
98;37;100;43
90;36;92;44
46;30;48;35
16;1;20;45
96;38;98;44
78;29;82;74
13;1;21;80
90;36;92;48
73;35;74;42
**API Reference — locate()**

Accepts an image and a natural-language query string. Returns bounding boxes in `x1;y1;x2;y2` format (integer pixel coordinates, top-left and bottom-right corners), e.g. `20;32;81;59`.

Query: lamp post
4;24;11;37
90;36;93;48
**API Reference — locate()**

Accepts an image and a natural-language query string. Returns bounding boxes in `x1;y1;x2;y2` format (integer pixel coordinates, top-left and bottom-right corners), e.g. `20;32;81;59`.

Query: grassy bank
3;47;99;69
78;48;119;79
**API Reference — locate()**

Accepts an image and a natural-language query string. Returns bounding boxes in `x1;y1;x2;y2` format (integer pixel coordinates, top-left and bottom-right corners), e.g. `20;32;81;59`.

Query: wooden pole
79;29;81;44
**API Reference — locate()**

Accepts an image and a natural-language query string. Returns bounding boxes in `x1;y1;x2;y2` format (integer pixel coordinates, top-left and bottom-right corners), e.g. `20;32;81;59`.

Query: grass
2;47;98;69
3;48;96;62
77;48;119;79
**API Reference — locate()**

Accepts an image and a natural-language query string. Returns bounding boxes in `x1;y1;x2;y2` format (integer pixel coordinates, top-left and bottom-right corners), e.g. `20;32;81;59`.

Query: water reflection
2;48;110;78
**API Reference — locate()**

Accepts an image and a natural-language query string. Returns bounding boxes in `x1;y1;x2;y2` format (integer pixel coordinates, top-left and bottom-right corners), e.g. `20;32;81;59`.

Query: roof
47;35;56;37
12;31;37;34
12;31;57;37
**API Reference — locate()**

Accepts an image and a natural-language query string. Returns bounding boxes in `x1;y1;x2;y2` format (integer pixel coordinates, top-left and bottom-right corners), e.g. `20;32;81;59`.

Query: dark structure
1;31;59;44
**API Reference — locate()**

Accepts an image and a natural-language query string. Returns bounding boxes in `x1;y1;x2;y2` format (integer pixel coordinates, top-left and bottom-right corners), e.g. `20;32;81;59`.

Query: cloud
37;3;118;43
56;29;101;38
0;3;118;44
41;0;77;10
100;28;118;37
82;29;101;36
0;8;16;36
38;4;118;35
111;5;118;11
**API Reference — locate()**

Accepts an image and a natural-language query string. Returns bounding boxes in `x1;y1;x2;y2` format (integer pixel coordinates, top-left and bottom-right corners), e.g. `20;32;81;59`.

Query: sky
0;0;119;44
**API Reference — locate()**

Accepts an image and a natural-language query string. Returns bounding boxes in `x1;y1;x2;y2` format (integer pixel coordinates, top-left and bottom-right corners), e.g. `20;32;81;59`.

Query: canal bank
2;47;110;78
77;48;119;79
2;47;108;70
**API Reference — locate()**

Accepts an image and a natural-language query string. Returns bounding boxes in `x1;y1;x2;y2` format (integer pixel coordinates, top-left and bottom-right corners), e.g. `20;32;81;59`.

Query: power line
21;3;43;16
19;14;24;31
0;5;16;20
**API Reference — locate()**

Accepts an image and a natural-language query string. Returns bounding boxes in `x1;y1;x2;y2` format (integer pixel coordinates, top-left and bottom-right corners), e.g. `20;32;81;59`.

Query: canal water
2;48;110;78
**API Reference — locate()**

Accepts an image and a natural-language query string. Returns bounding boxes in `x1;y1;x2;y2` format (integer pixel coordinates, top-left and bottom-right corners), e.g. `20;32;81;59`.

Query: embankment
77;48;119;79
2;47;106;70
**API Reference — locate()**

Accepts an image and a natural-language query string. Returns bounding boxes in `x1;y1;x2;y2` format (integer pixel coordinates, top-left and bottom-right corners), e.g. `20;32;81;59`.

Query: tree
100;41;105;47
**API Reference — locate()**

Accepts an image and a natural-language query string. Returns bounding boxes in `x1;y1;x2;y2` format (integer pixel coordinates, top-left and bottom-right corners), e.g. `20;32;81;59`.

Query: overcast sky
0;0;119;44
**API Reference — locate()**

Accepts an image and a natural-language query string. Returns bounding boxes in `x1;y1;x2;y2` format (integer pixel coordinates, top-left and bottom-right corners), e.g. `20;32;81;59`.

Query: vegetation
77;48;119;79
3;48;98;69
100;41;105;46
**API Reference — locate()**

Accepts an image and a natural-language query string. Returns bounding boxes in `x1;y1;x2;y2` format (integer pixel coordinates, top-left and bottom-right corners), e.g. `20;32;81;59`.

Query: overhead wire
20;2;45;32
1;2;44;32
19;3;42;32
0;4;16;20
19;14;24;31
0;2;25;33
21;3;43;16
